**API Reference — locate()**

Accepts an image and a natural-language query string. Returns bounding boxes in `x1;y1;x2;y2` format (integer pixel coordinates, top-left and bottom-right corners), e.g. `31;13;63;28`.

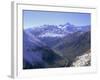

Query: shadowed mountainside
23;31;66;69
23;23;91;69
52;31;91;66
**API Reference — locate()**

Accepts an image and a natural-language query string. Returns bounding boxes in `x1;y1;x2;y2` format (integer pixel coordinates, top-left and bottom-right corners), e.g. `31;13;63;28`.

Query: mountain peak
65;22;72;26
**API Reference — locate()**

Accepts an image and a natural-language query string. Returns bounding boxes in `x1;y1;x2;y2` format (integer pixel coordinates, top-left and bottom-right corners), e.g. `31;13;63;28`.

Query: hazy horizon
23;10;91;29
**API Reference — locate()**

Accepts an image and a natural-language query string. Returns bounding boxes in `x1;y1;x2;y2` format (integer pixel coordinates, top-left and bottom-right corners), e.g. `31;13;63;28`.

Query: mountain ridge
23;22;91;69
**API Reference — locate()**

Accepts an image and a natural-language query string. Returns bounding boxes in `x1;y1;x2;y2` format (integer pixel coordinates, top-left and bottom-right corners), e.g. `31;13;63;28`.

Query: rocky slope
23;23;91;69
71;50;91;67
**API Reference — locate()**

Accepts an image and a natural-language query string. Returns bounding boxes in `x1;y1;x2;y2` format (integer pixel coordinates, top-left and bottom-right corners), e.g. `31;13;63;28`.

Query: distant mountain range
27;23;90;37
23;22;91;69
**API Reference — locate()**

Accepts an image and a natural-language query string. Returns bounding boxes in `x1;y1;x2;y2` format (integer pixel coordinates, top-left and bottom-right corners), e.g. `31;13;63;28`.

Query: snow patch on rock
72;50;91;67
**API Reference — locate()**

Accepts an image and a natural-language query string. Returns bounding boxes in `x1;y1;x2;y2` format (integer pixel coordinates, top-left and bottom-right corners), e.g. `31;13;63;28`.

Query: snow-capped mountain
27;22;90;38
25;22;90;48
23;23;91;68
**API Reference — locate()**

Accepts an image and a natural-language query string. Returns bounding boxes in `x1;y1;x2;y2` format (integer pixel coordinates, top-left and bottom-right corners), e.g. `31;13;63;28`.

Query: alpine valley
23;22;91;69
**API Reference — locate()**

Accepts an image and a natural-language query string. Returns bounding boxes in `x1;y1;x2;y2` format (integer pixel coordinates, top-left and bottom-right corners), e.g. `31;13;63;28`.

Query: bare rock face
71;50;91;67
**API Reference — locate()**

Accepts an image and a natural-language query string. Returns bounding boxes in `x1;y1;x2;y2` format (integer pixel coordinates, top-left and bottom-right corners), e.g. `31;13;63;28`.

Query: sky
23;10;91;29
